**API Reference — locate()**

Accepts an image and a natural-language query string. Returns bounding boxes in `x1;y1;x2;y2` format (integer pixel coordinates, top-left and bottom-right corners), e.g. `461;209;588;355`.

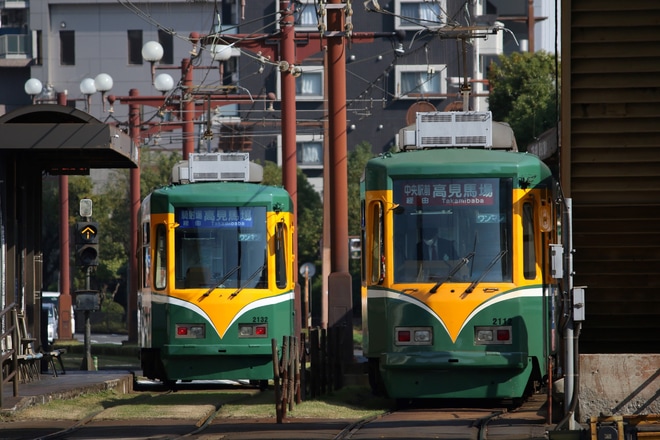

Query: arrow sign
76;222;98;244
80;226;96;240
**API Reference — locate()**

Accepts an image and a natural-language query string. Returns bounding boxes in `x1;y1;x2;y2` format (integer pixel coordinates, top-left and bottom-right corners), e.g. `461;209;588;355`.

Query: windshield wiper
462;250;507;297
197;265;240;302
229;264;266;299
429;252;475;293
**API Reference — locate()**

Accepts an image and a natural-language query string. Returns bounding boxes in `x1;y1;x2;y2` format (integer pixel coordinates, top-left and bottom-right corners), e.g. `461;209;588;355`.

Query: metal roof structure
0;104;137;172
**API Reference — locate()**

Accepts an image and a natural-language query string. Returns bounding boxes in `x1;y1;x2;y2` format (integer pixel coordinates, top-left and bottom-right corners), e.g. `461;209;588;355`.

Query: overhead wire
115;0;474;149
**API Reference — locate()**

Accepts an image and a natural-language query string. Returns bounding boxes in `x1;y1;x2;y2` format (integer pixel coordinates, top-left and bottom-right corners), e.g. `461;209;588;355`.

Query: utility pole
279;0;301;336
326;0;353;368
110;86;273;341
57;91;73;340
115;10;403;344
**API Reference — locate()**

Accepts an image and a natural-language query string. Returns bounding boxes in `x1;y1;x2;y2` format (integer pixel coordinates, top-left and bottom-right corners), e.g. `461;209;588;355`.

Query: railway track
3;388;551;440
12;385;264;440
333;394;550;440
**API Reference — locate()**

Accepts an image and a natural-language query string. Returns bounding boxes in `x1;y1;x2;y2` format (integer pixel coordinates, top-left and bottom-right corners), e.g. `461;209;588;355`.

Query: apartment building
0;0;551;188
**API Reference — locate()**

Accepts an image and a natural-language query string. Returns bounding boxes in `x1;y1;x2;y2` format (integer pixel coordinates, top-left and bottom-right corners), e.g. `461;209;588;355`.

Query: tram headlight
474;326;512;345
175;324;206;338
238;323;268;338
395;327;433;345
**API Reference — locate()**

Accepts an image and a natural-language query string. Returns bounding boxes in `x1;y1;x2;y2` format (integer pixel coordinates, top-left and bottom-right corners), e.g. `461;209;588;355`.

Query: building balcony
0;1;29;9
0;33;29;60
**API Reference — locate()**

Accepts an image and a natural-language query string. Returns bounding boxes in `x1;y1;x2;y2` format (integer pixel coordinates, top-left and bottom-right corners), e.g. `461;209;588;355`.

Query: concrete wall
578;354;660;422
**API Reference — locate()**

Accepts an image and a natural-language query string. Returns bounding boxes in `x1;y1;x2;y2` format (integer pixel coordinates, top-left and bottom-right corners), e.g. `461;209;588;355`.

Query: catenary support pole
58;91;73;340
128;88;140;342
327;0;353;366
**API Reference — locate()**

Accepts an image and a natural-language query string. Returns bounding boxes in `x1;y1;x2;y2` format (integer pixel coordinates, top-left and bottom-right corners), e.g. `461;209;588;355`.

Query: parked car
42;302;59;343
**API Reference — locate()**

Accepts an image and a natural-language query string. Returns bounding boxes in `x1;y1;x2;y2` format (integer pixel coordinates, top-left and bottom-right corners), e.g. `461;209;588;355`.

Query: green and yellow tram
362;112;563;400
138;153;295;385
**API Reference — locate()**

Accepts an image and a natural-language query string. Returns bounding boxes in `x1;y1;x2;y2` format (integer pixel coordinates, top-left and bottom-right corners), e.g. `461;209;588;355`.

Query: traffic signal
75;222;99;267
349;237;361;260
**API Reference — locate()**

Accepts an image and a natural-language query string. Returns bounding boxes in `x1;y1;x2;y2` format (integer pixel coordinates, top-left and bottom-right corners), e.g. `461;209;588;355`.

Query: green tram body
138;180;295;383
361;147;560;400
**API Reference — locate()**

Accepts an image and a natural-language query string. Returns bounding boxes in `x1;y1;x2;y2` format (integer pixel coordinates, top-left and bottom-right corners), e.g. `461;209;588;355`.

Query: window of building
128;30;143;65
221;0;239;25
59;30;75;66
277;134;324;169
276;0;323;31
394;64;447;99
297;139;323;167
277;65;324;100
294;1;321;30
395;0;446;30
158;29;174;65
35;30;43;65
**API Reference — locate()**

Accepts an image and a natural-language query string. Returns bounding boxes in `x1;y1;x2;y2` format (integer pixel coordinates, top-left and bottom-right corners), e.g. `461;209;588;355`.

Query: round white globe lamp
79;78;96;95
80;78;97;112
94;73;113;111
154;73;174;94
24;78;43;103
142;41;164;84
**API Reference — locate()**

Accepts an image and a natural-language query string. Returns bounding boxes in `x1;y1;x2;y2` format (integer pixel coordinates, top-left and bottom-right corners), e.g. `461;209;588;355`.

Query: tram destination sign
394;178;497;207
176;207;255;228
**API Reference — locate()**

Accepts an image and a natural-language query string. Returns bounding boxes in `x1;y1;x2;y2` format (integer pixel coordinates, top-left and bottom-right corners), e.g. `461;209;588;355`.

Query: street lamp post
24;78;43;104
142;40;164;84
24;79;75;340
79;78;96;112
94;74;113;112
25;71;116;341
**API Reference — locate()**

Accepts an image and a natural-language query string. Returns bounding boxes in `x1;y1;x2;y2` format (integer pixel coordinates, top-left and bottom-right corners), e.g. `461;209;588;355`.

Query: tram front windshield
174;206;267;289
392;178;512;284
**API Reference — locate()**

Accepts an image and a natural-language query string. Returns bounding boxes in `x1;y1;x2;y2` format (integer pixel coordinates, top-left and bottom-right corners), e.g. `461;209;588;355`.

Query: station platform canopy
0;104;137;173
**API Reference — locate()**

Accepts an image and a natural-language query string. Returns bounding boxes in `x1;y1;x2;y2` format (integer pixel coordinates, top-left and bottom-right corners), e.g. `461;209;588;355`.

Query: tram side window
275;222;287;289
154;224;167;289
360;200;366;284
141;222;150;288
522;202;537;279
370;202;384;284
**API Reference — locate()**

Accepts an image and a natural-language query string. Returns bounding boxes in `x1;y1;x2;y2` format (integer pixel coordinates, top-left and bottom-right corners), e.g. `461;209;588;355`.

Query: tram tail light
474;326;512;345
175;324;206;338
238;323;268;338
395;327;432;345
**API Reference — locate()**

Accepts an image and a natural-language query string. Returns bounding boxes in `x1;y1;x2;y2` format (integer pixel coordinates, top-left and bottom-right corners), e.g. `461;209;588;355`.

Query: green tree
260;161;323;266
487;51;559;150
41;150;182;316
348;142;373;237
41;176;64;291
347;141;374;316
140;149;182;198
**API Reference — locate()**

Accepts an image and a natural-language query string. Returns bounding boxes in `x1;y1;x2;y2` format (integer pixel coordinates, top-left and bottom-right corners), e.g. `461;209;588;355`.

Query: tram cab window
174;206;268;290
391;178;512;284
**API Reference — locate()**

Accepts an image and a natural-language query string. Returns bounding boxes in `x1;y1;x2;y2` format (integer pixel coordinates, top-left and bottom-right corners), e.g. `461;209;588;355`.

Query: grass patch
97;390;259;420
5;386;391;422
7;389;134;421
218;386;392;419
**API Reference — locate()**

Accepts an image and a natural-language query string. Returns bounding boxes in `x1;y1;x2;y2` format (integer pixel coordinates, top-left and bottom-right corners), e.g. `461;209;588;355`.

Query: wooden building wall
561;0;660;352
